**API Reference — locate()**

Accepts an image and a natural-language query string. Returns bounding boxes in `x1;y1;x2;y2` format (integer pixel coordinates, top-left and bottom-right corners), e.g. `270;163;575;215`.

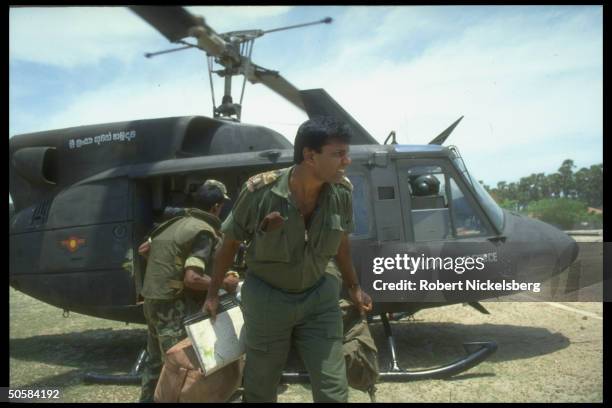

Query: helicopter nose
503;210;580;279
558;234;579;272
572;240;579;262
536;218;580;274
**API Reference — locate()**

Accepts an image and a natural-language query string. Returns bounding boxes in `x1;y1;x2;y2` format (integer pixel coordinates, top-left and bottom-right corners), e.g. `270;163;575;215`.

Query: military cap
203;179;230;200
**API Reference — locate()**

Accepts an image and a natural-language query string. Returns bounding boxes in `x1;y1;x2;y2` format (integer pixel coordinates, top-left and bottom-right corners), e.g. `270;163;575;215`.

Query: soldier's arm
336;233;372;316
184;268;211;291
204;185;256;319
183;233;213;292
138;239;151;259
183;231;241;293
335;232;359;288
203;238;241;321
208;238;242;295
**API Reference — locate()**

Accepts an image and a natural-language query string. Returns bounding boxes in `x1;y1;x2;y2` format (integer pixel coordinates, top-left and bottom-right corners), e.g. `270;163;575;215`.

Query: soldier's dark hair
193;184;226;211
293;116;352;164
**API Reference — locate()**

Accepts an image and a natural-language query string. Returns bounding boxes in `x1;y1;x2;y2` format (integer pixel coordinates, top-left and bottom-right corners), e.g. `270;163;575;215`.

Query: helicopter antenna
428;116;464;145
384;131;397;145
131;6;332;121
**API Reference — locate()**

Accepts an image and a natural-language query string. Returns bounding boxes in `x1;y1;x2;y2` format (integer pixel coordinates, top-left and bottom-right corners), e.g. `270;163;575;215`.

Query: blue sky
9;6;602;188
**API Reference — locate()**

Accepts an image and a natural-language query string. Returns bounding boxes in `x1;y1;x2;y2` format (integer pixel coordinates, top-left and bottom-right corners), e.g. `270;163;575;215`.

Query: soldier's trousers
241;273;348;403
139;298;187;403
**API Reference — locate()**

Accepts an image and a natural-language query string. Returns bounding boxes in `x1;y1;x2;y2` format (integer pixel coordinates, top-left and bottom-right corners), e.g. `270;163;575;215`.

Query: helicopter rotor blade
130;6;230;59
300;89;378;145
130;6;205;43
246;64;305;111
131;7;334;113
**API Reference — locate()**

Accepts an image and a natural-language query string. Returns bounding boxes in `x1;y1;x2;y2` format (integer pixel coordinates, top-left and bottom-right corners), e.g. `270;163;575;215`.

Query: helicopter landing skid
281;313;497;399
83;349;147;385
377;312;497;381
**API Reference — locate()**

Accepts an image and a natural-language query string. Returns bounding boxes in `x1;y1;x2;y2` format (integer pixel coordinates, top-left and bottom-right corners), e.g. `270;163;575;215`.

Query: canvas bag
340;299;380;392
154;337;244;403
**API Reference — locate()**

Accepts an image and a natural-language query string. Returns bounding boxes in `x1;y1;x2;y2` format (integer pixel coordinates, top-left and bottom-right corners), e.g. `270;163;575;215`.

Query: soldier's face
310;139;351;183
211;202;224;218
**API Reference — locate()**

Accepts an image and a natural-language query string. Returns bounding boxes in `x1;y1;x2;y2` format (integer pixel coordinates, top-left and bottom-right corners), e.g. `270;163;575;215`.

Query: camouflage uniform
222;166;354;402
139;209;222;403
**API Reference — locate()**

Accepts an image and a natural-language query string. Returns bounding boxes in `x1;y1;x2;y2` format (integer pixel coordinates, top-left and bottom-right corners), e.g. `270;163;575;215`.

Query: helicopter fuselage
9;116;579;324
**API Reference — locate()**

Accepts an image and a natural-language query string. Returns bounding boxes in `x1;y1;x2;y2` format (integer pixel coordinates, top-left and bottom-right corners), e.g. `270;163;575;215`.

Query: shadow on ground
370;321;570;371
10;328;147;387
11;321;569;389
285;321;569;373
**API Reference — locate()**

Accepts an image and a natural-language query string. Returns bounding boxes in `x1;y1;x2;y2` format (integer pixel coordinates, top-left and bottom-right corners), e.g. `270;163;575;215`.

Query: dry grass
9;288;602;403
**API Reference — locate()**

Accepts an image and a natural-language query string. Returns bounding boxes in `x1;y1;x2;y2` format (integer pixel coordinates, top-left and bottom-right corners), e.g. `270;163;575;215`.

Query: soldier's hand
259;211;286;232
222;275;239;294
203;293;220;323
138;240;151;258
348;286;373;317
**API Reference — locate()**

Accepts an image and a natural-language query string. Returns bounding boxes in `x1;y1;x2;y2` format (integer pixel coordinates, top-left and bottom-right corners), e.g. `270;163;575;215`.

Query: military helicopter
9;6;580;386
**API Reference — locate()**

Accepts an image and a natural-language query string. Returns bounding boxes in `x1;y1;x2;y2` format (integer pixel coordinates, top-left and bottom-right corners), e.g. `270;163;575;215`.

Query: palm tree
558;159;576;198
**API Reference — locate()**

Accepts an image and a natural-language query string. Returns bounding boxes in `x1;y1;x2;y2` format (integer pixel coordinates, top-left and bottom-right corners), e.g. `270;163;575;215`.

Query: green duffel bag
340;299;380;394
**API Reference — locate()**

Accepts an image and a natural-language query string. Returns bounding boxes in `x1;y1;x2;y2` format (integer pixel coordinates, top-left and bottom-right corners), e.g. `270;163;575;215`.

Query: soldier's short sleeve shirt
221;167;355;292
184;232;214;274
221;185;258;243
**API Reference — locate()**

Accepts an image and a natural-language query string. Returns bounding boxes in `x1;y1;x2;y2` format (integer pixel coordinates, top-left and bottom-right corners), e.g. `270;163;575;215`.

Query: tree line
483;159;602;210
482;159;602;230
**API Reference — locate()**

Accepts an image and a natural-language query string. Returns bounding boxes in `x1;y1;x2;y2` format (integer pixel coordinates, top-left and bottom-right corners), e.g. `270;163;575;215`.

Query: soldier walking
204;117;372;402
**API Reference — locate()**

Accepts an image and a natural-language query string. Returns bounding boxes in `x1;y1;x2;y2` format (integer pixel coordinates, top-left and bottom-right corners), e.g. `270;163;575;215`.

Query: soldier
138;180;239;403
204;116;373;403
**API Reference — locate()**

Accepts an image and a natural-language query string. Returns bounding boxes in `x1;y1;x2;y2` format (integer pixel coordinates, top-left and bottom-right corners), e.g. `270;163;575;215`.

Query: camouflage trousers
139;298;187;403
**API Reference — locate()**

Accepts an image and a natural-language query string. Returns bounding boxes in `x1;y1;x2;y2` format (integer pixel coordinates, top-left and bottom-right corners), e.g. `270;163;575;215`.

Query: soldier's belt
247;272;326;294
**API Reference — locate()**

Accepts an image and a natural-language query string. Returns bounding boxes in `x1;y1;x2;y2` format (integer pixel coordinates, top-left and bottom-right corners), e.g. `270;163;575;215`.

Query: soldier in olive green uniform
138;180;239;403
204;117;372;403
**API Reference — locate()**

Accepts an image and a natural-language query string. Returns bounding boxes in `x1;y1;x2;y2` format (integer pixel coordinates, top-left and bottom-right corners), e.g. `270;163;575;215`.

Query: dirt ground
9;287;602;403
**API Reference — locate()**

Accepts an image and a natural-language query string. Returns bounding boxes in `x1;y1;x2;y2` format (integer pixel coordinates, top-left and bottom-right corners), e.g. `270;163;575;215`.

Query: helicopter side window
347;174;370;237
407;166;452;241
449;178;487;237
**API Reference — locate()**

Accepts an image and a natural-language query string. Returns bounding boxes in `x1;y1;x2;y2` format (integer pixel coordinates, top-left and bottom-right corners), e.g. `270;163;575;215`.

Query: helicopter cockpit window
450;151;504;232
406;165;488;241
347;174;370;237
449;178;487;237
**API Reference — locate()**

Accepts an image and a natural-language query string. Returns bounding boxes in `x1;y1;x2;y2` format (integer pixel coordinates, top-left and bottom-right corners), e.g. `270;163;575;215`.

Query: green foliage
527;198;587;229
498;199;519;211
487;159;602;209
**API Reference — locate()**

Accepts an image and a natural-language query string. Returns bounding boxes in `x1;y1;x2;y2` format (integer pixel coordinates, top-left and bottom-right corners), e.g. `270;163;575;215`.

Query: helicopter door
395;159;502;303
395;160;493;242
